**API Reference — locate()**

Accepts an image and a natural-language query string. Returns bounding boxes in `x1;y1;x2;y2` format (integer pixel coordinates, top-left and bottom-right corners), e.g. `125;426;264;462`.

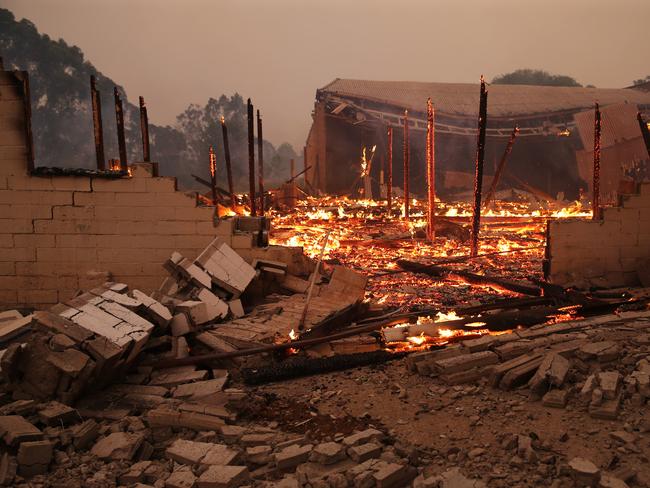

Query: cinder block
0;190;73;206
16;261;91;277
0;159;29;176
116;220;156;235
0;234;12;248
0;218;32;233
0;290;17;305
154;192;197;207
14;234;55;248
145;177;177;193
55;234;97;248
129;163;155;178
36;247;97;263
0;204;52;220
109;192;154;207
231;233;253;250
0;247;35;262
73;192;115;206
91;177;147;193
0;176;6;189
156;221;197;235
94;206;170;222
52;205;94;220
0;129;25;146
174;206;215;221
172;235;212;249
623;194;650;209
51;177;91;192
0;262;15;275
34;219;118;235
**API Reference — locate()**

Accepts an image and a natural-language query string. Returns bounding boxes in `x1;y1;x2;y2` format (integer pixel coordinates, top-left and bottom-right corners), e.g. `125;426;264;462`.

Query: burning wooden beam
113;87;128;172
209;145;218;207
403;110;410;221
592;102;601;220
139;96;151;162
470;76;488;257
387;126;393;215
257;109;265;215
90;76;105;170
220;116;236;209
637;112;650;161
483;125;519;208
426;98;436;242
247;98;257;216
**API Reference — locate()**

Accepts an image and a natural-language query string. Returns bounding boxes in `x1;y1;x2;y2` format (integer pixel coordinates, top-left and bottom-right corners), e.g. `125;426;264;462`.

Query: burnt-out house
305;79;650;201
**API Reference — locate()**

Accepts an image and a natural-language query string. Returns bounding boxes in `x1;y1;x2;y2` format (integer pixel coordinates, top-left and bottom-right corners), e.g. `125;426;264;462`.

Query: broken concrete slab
90;432;145;460
196;465;249;488
275;443;314;470
309;442;346;465
0;415;43;446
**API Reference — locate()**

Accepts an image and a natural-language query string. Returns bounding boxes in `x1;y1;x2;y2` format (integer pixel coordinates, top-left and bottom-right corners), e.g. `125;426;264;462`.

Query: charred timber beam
290;158;295;180
637;112;650;160
483;125;519;208
403;110;410;220
592;103;601;220
139;96;151;162
220;116;236;208
387;125;393;215
241;350;404;385
257;109;265;215
149;316;409;369
90;76;105;170
426;98;436;241
397;259;541;296
247;99;257;215
114;87;128;172
285;165;311;184
470;77;488;257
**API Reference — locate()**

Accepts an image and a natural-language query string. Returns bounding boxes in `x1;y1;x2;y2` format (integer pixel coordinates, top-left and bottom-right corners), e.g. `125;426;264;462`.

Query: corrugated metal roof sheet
319;79;650;119
574;102;642;150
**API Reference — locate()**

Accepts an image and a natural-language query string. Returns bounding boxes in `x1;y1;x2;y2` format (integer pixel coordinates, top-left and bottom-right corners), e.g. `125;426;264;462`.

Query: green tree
492;69;582;87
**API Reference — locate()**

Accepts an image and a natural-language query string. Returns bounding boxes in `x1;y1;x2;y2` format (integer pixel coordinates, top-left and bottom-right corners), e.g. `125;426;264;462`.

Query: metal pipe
592;103;601;220
470;76;488;257
426;98;436;242
387;126;393;215
256;109;264;215
483;125;519;208
90;76;105;170
247;98;257;216
139;96;150;162
220;116;236;209
403;110;410;221
113;87;128;172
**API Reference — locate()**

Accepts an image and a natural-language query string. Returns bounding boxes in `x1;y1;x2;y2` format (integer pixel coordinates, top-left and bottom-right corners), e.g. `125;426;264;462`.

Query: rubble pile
408;309;650;417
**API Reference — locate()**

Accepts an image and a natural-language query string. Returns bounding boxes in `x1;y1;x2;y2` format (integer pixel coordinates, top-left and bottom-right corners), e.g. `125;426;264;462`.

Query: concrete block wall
547;183;650;288
0;159;240;309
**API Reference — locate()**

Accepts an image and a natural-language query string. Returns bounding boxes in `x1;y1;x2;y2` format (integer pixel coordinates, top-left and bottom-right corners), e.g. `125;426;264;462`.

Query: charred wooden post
90;76;105;170
387;126;393;215
247;99;257;216
470;77;488;257
139;96;151;162
403;110;410;220
290;158;295;179
220;116;236;208
113;87;128;172
426;98;436;242
638;112;650;160
256;109;265;215
592;103;601;220
484;125;519;208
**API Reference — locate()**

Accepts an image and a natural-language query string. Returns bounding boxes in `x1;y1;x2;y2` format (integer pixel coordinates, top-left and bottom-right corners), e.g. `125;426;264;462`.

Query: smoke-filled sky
3;0;649;149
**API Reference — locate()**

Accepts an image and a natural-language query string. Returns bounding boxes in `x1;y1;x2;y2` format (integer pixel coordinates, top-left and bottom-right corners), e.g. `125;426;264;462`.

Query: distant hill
0;8;296;189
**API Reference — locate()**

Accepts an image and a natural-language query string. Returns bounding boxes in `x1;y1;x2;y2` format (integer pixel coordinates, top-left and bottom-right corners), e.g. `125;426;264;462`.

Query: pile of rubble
407;308;650;419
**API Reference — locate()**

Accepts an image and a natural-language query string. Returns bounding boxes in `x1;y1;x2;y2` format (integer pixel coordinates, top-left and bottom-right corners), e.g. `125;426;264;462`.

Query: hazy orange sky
3;0;649;149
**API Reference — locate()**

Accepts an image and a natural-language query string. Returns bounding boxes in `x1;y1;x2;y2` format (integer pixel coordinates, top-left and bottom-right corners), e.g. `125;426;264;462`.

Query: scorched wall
546;182;650;288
